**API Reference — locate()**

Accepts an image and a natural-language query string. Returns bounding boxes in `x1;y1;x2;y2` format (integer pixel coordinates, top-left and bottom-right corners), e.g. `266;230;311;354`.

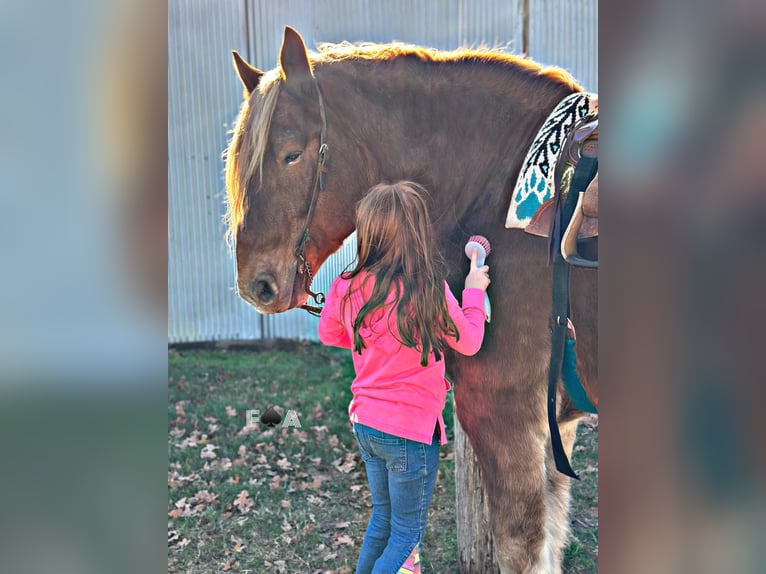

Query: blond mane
315;41;580;89
223;69;281;246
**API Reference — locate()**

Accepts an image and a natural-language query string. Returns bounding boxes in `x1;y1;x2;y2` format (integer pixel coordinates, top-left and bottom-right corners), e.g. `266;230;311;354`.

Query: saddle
524;124;599;268
503;92;599;267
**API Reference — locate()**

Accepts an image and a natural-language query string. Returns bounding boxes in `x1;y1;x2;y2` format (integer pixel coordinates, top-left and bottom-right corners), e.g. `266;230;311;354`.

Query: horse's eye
284;151;302;164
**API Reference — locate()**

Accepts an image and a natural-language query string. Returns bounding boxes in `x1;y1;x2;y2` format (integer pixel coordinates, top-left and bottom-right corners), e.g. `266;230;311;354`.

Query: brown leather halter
294;76;329;316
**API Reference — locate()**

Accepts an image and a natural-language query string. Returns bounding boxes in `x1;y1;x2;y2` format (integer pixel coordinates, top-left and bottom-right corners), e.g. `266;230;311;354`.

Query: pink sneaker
397;545;421;574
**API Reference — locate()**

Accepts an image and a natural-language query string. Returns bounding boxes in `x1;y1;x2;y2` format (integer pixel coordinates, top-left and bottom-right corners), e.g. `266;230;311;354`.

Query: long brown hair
343;181;458;366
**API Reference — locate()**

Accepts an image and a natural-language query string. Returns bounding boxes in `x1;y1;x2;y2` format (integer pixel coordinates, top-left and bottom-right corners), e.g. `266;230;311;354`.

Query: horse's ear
279;26;313;86
232;51;263;97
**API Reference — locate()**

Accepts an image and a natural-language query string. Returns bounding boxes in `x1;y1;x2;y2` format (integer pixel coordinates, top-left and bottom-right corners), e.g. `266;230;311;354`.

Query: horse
224;26;597;574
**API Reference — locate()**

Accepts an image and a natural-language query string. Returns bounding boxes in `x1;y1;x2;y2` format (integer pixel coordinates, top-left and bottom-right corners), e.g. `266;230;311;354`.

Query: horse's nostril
252;274;278;305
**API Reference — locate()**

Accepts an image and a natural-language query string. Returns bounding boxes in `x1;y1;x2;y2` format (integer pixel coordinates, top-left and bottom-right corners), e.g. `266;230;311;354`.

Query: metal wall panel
528;0;598;92
168;0;597;343
169;0;260;342
247;0;522;55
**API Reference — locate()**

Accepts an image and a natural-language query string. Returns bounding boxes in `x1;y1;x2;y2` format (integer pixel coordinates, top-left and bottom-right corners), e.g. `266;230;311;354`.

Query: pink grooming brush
463;235;492;322
464;235;491;262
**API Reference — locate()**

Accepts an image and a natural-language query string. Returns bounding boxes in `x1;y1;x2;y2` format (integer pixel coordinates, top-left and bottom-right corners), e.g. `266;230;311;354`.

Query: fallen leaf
195;490;218;504
310;425;328;440
334;453;356;473
234;490;253;514
200;444;218;459
334;534;355;546
177;538;191;548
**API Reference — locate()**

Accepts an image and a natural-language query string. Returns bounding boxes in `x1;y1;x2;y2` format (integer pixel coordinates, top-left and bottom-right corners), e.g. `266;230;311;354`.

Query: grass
168;341;597;573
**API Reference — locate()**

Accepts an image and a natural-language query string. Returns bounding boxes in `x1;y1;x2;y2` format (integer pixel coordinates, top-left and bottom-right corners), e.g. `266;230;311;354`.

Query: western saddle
525;119;599;268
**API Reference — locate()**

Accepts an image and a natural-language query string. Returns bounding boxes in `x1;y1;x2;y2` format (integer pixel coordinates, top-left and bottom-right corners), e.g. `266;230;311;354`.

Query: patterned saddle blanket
505;92;598;230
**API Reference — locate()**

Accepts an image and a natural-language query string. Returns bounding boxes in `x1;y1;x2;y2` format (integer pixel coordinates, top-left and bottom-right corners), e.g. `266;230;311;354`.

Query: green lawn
168;341;597;573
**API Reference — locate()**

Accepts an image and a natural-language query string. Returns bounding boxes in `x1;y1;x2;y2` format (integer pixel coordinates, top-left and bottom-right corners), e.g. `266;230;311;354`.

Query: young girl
317;181;490;574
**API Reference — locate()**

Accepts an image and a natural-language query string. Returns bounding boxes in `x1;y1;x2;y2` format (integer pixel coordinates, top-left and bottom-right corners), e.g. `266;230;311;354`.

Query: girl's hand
566;318;576;340
465;248;490;291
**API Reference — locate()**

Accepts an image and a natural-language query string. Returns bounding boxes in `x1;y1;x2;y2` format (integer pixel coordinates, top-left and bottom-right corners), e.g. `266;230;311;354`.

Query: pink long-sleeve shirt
317;273;486;445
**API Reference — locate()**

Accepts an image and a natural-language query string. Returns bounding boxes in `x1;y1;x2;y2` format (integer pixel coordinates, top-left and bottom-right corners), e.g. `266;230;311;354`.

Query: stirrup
561;192;597;268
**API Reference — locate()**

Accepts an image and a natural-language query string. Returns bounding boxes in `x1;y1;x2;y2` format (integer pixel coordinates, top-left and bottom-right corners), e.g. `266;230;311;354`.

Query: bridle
294;76;329;316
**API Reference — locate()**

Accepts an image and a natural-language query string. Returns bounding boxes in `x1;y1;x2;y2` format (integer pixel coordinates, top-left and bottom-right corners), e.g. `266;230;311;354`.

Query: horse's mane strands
314;41;580;90
224;70;282;245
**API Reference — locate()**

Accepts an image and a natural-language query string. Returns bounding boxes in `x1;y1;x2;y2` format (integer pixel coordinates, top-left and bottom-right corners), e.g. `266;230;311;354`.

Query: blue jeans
352;422;440;574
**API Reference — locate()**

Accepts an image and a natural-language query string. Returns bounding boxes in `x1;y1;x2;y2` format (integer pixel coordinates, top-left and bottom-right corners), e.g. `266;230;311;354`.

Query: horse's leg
542;415;580;572
489;424;550;574
453;366;551;574
486;414;579;574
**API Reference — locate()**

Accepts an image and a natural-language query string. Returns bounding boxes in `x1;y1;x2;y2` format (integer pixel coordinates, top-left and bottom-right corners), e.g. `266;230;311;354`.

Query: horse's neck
321;60;572;226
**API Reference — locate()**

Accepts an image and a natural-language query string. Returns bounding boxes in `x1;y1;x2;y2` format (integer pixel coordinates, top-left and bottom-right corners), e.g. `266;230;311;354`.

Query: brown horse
224;26;597;574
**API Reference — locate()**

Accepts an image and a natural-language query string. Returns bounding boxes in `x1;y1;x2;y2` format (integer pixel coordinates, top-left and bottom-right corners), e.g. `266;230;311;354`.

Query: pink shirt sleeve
317;278;353;349
444;284;486;356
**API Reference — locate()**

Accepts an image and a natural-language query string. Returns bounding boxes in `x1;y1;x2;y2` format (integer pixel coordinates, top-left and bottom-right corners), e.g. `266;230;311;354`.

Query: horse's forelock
224;73;282;245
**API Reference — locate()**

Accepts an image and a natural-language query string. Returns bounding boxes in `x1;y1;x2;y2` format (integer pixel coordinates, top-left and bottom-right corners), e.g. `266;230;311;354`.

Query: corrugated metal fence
168;0;597;343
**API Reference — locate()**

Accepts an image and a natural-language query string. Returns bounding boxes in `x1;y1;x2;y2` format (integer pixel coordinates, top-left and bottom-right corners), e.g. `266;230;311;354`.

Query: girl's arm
444;285;486;356
317;278;353;349
444;247;490;355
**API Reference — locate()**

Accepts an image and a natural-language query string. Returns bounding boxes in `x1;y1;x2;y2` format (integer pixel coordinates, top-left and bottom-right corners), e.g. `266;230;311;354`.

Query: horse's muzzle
241;272;280;311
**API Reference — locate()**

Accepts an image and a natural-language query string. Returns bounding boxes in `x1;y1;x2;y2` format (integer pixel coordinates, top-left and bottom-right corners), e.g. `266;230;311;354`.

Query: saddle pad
505;92;598;229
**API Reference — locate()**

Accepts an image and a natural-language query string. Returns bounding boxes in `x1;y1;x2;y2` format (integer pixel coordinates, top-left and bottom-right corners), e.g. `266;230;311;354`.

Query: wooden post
454;411;501;574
